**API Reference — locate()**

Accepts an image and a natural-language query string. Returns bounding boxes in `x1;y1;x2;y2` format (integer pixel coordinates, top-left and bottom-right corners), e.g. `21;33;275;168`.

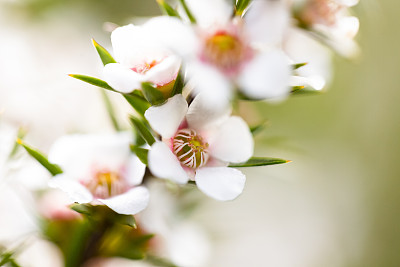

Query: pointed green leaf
129;116;156;146
235;0;252;16
292;62;308;70
70;203;92;215
130;145;149;165
8;127;27;159
157;0;181;18
17;139;63;176
116;214;137;228
123;92;151;117
229;157;290;167
291;86;324;96
69;74;116;92
92;39;116;66
141;82;166;106
179;0;197;23
250;121;268;135
171;70;184;96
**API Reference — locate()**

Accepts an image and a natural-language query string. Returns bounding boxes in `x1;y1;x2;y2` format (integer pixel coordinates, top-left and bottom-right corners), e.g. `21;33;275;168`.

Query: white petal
208;116;253;163
103;63;144;93
145;94;188;139
98;186;149;215
125;155;146;186
143;16;198;57
238;50;291;100
188;61;232;110
335;0;359;7
290;75;326;91
245;0;289;45
49;175;93;204
145;55;181;86
185;0;232;26
186;93;231;131
148;142;189;184
195;167;246;201
111;24;169;66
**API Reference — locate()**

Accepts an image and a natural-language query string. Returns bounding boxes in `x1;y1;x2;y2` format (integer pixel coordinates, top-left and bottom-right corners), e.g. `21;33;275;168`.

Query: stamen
173;129;209;169
85;170;127;199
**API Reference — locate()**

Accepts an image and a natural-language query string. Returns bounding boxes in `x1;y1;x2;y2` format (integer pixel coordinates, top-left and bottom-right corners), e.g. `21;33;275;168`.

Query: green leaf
171;70;184;96
250;121;268;135
291;86;324;96
116;214;137;228
130;145;149;165
100;89;121;131
141;82;166;106
123;92;151;117
292;62;308;70
8;126;27;159
235;0;252;16
179;0;197;23
129;116;156;146
17;139;63;176
70;203;92;215
229;157;290;167
92;39;116;66
69;74;116;92
156;0;181;18
146;254;179;267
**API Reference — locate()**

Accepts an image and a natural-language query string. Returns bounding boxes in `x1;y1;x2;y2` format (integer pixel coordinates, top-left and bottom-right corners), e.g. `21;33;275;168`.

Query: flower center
131;60;159;74
173;129;209;169
86;170;127;199
202;30;247;73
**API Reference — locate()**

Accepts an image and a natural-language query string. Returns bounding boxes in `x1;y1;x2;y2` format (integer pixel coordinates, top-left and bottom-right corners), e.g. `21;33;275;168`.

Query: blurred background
1;0;399;266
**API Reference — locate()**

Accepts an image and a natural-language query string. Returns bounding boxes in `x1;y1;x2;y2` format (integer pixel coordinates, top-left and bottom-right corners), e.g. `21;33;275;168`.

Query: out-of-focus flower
103;22;181;96
145;94;254;201
144;0;291;109
48;133;149;215
294;0;360;57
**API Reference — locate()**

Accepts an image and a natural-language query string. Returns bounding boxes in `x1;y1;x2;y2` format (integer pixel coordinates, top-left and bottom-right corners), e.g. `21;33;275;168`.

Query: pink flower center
201;29;249;74
85;170;128;199
131;60;159;74
173;129;209;169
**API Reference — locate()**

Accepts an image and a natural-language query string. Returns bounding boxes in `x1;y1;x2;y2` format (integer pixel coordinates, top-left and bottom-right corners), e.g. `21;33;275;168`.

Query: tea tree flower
145;94;254;201
145;0;291;108
48;133;149;215
103;22;181;96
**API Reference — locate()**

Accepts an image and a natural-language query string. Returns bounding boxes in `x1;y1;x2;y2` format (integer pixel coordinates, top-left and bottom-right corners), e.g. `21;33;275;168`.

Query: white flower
145;94;254;201
294;0;360;57
48;133;149;215
144;0;291;108
103;22;181;94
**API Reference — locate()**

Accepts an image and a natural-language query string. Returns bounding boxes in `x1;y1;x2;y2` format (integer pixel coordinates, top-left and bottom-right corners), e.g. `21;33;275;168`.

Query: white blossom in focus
145;94;254;201
48;133;149;215
103;22;181;94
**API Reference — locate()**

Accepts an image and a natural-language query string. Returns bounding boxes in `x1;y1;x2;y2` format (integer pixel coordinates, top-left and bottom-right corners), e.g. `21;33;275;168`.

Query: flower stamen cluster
173;129;209;169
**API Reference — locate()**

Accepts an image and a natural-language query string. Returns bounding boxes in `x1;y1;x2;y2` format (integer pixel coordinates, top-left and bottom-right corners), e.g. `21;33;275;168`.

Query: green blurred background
1;0;399;266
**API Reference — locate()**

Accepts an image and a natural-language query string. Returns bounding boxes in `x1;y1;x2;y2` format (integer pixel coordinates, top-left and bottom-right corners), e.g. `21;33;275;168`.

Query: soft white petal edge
238;50;291;100
125;154;147;186
103;63;143;93
48;175;93;204
145;55;181;86
145;94;188;139
98;186;149;215
148;142;189;184
208;116;254;163
195;167;246;201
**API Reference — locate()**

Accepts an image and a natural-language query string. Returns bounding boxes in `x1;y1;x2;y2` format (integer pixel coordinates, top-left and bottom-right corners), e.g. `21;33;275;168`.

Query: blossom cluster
4;0;359;265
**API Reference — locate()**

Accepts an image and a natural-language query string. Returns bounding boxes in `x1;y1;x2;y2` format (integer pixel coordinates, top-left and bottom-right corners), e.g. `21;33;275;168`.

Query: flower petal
98;186;149;215
208;116;254;163
148;142;189;184
125;154;146;186
186;93;231;131
145;55;181;86
185;0;232;26
188;61;231;110
103;63;144;93
145;94;188;139
195;167;246;201
48;175;93;204
237;50;291;100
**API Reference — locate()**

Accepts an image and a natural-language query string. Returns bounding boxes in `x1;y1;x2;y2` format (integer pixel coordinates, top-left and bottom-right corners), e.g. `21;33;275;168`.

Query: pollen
173;129;209;169
131;60;159;74
86;170;127;199
202;30;247;74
